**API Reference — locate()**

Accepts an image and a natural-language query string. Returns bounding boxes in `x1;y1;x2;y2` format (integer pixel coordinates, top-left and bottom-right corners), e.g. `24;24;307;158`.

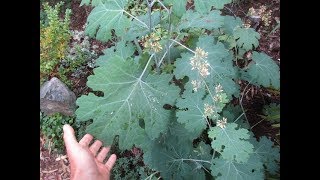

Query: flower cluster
190;47;210;77
215;83;223;93
217;117;227;129
141;32;162;52
191;80;202;92
243;21;251;29
204;103;215;117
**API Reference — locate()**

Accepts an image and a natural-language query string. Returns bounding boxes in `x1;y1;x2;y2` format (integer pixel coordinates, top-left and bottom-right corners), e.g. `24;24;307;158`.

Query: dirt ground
40;0;280;179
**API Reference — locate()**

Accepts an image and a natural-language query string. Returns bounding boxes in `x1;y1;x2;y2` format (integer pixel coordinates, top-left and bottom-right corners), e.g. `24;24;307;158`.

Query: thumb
63;124;78;148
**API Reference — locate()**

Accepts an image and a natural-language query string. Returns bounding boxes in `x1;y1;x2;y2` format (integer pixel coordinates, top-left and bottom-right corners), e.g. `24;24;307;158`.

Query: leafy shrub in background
59;28;98;86
261;103;280;143
112;154;142;179
76;0;280;179
40;112;74;152
40;2;71;84
262;103;280;123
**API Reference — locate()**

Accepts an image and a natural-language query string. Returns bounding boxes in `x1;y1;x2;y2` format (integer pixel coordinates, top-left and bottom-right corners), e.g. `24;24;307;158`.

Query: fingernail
63;124;69;132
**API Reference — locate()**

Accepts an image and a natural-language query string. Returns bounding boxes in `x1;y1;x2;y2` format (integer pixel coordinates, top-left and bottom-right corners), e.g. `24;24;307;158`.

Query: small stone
269;41;280;52
40;77;76;116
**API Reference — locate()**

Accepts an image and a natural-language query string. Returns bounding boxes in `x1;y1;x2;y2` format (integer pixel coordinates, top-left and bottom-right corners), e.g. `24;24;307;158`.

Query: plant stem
158;40;175;67
233;112;245;123
123;10;148;29
172;158;212;164
139;53;155;80
167;6;172;64
170;39;195;53
251;119;264;130
239;80;253;127
154;54;160;74
146;0;152;32
156;0;169;12
144;171;159;180
134;39;143;55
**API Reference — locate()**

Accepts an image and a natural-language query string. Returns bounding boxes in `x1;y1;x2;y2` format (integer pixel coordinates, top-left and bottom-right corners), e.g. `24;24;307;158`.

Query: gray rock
249;16;261;30
40;77;76;116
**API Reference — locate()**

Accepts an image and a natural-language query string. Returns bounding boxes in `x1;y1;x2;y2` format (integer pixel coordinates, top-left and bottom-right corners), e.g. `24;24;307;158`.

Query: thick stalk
134;39;142;55
146;0;152;32
167;6;172;64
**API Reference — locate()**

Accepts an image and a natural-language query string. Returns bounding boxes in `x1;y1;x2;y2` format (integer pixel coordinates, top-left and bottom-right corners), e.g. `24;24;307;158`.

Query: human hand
63;124;117;180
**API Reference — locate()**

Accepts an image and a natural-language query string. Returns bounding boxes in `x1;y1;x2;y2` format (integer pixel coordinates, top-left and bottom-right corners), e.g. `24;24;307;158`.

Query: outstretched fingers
79;134;93;147
63;124;78;148
89;140;103;156
96;147;110;162
105;154;117;171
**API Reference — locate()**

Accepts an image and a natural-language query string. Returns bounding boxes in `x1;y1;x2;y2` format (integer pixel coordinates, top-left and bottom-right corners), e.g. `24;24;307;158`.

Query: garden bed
40;0;280;179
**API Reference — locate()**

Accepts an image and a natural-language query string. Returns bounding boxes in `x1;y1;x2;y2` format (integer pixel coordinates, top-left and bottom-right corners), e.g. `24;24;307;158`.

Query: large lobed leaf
178;10;224;31
96;41;135;66
85;0;131;42
234;27;260;51
80;0;107;6
144;120;211;180
176;82;230;138
76;55;180;150
250;136;280;175
222;104;250;129
176;88;211;138
174;35;239;98
211;0;232;9
194;0;232;13
222;15;243;35
241;51;280;89
208;123;254;162
163;0;188;17
210;154;264;180
123;11;160;41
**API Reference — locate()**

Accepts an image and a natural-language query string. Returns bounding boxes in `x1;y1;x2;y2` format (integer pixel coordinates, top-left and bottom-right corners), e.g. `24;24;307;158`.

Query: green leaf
96;41;135;66
211;0;232;9
194;0;214;13
194;0;232;12
242;52;280;89
123;11;160;41
210;155;264;180
208;123;254;162
173;35;239;98
85;0;130;42
262;103;280;123
178;10;224;30
176;81;230;135
222;104;249;129
176;88;210;138
163;0;187;17
76;55;180;150
213;53;240;98
174;52;196;79
80;0;107;6
222;15;243;35
250;136;280;175
144;122;211;180
234;28;260;51
168;113;201;141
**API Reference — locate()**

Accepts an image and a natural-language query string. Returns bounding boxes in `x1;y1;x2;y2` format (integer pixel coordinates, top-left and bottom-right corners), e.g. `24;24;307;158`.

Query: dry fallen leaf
42;169;58;174
55;155;67;162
